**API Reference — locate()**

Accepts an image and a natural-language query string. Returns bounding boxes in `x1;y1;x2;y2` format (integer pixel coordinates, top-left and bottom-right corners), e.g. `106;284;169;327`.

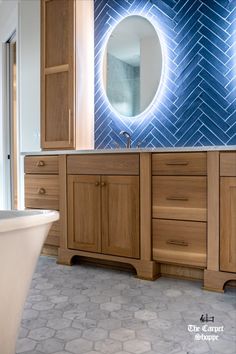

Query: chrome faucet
119;131;131;148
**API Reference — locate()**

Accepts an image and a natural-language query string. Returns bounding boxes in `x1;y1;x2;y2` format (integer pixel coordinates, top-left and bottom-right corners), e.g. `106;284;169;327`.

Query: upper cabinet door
101;176;140;259
41;0;75;149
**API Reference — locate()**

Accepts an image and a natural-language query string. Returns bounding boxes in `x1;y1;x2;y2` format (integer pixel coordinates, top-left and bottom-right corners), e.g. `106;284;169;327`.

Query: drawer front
152;219;207;267
25;156;59;174
45;220;60;247
152;176;207;221
152;152;207;175
25;175;59;210
220;152;236;176
67;154;139;175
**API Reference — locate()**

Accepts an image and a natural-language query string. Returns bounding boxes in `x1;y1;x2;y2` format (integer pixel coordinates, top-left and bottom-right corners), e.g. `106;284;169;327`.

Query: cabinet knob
101;182;106;187
95;182;100;186
37;160;45;167
38;188;46;195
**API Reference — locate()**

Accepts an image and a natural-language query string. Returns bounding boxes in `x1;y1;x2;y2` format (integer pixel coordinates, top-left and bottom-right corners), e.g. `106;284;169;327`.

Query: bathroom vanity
24;149;236;292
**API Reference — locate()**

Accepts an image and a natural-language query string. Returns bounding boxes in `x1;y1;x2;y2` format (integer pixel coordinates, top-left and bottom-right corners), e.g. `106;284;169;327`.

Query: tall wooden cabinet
41;0;75;149
41;0;94;150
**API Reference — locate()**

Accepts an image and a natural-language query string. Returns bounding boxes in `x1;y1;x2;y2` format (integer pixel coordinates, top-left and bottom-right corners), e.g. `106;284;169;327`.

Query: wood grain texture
140;153;152;261
67;175;102;253
204;269;236;292
101;176;140;258
25;174;59;210
58;248;157;280
220;177;236;273
41;0;75;149
207;151;220;271
152;176;207;221
160;264;204;280
152;152;207;175
153;219;207;267
25;156;59;174
59;155;67;250
220;152;236;176
45;221;60;246
67;154;140;175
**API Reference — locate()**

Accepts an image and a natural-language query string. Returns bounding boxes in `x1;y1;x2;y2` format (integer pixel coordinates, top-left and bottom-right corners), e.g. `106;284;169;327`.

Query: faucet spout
119;131;131;148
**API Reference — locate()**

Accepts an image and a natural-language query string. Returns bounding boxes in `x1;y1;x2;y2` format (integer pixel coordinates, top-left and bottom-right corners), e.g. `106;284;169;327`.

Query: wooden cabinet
41;0;75;149
67;174;139;258
40;0;94;150
220;153;236;273
24;155;61;254
152;152;207;267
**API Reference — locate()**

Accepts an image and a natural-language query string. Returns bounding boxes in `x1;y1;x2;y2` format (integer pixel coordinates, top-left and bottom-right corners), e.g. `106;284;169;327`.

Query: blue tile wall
94;0;236;148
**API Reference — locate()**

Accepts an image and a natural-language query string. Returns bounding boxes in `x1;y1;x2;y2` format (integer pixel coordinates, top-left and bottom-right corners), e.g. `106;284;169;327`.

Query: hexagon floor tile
15;256;235;354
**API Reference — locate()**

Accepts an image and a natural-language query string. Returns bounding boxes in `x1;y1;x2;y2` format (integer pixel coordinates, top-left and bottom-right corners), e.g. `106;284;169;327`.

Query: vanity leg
203;269;236;293
135;261;160;281
57;249;73;266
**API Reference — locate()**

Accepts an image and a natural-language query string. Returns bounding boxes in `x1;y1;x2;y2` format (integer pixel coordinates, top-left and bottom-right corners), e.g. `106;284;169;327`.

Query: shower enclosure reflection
103;15;163;117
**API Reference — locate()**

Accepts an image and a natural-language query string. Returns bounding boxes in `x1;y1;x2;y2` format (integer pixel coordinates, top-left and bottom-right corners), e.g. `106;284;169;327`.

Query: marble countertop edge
21;145;236;156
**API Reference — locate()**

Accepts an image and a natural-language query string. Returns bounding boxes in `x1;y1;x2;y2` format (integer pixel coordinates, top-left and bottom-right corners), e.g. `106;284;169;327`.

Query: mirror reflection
103;15;163;117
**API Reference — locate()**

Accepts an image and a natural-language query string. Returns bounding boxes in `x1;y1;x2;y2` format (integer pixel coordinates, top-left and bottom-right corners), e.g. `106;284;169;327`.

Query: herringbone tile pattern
94;0;236;148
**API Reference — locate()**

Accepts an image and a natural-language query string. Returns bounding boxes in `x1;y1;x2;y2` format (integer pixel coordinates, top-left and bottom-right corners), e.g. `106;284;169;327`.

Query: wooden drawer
25;175;59;210
152;219;207;267
67;154;139;175
45;220;60;247
152;176;207;221
152;152;207;175
220;152;236;176
25;156;59;174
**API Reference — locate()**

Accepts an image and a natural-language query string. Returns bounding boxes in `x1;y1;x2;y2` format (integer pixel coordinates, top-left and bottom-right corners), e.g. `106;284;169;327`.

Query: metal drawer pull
166;161;189;166
95;182;100;186
37;160;45;167
166;196;189;201
101;182;106;187
38;188;46;195
166;240;188;246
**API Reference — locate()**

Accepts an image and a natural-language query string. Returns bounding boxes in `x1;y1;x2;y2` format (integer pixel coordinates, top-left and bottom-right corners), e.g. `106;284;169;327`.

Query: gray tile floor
16;256;236;354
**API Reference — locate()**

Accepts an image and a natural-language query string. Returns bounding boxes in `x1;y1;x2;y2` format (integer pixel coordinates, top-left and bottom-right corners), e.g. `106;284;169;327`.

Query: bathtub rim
0;210;59;233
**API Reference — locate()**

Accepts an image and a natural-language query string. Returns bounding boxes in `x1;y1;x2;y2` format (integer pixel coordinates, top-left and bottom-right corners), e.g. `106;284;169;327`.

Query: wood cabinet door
220;177;236;273
41;0;75;149
68;175;102;252
101;176;140;258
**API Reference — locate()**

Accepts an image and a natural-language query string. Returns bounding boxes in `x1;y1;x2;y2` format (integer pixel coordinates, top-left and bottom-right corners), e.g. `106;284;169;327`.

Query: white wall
19;0;40;153
0;0;18;209
0;0;40;209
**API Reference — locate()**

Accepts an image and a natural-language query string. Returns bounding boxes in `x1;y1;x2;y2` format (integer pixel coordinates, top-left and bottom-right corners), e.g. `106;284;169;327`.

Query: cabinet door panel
68;175;101;253
220;178;236;273
45;72;70;143
102;176;140;258
45;0;70;67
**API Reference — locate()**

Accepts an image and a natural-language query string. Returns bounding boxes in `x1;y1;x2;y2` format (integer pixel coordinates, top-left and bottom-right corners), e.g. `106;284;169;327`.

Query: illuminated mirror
103;15;163;117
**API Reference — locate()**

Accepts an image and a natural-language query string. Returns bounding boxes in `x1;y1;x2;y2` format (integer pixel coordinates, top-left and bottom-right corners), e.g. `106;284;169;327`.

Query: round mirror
103;15;163;118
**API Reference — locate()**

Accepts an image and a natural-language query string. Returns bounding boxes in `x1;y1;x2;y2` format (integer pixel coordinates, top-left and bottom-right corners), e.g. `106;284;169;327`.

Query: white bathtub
0;209;59;354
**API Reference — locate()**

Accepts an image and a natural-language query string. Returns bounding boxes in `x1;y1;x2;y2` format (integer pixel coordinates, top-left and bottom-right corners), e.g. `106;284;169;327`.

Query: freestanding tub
0;209;59;354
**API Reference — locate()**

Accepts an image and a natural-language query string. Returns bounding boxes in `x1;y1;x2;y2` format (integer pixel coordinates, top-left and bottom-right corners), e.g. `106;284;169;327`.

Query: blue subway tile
199;4;230;30
201;0;230;19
